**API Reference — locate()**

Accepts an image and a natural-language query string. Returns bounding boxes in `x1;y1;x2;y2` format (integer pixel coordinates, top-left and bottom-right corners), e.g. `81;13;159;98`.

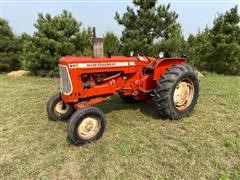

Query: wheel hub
54;101;69;114
77;116;100;139
173;79;194;110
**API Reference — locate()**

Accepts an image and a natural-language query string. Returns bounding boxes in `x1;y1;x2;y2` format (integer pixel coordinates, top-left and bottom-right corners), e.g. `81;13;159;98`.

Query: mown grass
0;74;239;179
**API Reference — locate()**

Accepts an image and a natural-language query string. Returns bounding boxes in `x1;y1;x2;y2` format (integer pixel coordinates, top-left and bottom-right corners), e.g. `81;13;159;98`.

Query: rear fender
153;58;185;80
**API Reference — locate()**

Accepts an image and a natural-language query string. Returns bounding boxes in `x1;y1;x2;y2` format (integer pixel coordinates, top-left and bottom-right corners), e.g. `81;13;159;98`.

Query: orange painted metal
59;55;185;109
153;58;185;80
74;97;108;109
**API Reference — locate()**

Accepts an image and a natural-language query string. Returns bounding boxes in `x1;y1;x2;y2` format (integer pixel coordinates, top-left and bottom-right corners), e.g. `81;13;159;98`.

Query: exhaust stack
92;27;103;58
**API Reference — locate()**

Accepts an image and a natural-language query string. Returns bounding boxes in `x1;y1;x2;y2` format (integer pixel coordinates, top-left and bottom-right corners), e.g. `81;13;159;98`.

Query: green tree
187;28;213;70
208;5;240;75
21;10;92;76
115;0;180;56
0;18;21;72
155;23;186;57
187;6;240;75
103;32;120;55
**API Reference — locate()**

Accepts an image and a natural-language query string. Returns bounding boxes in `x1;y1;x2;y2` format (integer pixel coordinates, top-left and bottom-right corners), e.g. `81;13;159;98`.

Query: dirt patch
196;71;204;79
7;70;31;77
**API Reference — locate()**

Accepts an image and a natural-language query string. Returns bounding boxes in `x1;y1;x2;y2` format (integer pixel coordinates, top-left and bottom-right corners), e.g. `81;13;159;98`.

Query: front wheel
153;64;199;120
67;106;106;145
47;92;75;121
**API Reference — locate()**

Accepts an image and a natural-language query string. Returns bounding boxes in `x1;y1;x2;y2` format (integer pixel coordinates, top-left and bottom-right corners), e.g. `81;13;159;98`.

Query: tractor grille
59;65;72;95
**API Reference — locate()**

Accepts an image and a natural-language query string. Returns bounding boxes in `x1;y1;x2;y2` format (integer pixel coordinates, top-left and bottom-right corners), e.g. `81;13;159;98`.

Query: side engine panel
59;57;140;103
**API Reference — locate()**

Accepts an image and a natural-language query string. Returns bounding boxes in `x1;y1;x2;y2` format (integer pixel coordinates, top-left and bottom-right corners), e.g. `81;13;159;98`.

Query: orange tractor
47;52;199;145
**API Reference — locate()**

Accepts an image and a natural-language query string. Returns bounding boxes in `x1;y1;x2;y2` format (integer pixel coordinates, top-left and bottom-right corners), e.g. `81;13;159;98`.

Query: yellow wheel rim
77;116;101;139
54;101;70;115
173;78;194;110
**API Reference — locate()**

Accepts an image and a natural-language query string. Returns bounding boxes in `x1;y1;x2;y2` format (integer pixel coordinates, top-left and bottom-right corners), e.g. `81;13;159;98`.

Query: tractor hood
60;56;135;64
59;56;137;69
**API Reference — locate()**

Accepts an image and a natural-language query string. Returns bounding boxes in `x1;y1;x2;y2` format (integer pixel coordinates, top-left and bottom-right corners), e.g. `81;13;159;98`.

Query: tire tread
153;64;199;120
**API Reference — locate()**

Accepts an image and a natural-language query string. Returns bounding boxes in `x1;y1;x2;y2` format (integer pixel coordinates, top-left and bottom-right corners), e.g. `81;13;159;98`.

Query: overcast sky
1;0;239;38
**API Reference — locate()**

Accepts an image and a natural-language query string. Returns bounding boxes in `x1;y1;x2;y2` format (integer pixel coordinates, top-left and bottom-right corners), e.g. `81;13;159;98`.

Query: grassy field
0;74;240;179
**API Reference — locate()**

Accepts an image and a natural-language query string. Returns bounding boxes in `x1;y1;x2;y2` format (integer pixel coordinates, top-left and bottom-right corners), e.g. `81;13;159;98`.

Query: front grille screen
59;65;72;95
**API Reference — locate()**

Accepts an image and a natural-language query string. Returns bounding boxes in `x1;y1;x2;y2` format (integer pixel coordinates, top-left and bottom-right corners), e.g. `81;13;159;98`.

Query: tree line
0;0;239;76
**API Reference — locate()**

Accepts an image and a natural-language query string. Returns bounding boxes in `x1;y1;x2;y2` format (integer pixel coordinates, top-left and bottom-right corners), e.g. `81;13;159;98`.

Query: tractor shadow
96;94;164;120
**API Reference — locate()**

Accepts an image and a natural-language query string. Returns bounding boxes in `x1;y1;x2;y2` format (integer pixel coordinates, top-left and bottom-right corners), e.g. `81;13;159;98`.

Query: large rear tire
153;64;199;120
67;106;106;145
47;92;75;121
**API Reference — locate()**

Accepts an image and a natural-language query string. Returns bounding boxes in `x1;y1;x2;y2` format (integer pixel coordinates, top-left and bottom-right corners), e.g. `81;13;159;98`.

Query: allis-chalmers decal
68;62;136;69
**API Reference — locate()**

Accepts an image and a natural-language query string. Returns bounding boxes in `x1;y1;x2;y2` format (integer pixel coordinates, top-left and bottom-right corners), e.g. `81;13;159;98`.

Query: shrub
0;18;21;72
21;10;92;77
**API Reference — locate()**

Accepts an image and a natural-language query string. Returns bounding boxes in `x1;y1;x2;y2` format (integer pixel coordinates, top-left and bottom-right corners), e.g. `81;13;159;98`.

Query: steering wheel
137;53;151;63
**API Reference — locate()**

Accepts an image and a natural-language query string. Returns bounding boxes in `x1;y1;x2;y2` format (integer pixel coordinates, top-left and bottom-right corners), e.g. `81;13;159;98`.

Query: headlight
159;51;165;58
130;51;134;57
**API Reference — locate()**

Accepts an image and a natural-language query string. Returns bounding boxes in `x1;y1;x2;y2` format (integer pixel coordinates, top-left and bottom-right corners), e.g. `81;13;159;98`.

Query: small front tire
47;92;75;121
67;106;106;145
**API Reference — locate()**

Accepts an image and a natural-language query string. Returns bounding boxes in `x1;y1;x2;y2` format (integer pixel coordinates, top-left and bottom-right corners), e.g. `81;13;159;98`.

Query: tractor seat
144;65;154;74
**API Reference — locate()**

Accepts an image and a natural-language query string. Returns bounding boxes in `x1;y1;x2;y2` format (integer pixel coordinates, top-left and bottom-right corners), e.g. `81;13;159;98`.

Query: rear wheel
47;92;75;121
67;106;106;145
153;64;199;119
